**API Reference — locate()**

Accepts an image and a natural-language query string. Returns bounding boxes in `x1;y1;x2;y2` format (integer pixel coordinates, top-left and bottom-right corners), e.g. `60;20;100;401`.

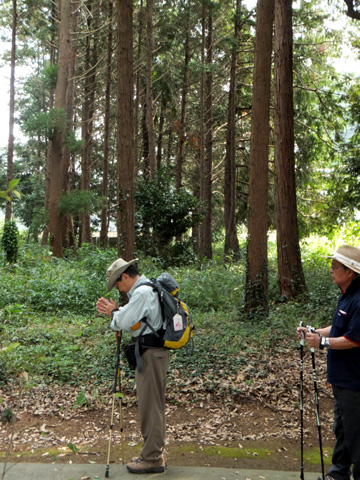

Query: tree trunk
5;0;16;221
81;0;97;246
100;0;114;248
274;0;306;299
200;8;213;261
224;0;241;259
117;0;136;258
175;21;190;191
145;0;155;178
156;103;164;170
134;0;144;174
62;0;78;249
49;0;72;258
41;0;57;247
245;0;275;316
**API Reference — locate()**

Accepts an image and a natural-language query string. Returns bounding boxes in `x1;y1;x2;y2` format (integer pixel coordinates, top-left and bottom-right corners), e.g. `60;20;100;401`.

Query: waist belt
133;322;165;373
132;332;163;348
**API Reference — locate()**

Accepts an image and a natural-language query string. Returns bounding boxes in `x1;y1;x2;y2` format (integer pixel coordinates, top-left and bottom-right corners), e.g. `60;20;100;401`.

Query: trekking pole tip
105;465;109;478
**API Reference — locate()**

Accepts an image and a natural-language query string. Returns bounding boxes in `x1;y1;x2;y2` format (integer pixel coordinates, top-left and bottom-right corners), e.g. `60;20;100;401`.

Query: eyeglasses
116;275;123;283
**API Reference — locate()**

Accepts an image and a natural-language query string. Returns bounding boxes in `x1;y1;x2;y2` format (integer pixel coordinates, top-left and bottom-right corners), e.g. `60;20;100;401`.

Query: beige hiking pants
135;347;169;461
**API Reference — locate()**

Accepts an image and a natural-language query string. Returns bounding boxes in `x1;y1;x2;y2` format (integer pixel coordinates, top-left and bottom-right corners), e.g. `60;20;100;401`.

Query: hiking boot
126;455;166;474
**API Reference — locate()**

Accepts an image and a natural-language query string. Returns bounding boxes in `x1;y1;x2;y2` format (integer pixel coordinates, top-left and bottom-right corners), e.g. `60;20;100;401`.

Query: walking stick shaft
105;334;122;478
299;322;305;480
310;347;325;480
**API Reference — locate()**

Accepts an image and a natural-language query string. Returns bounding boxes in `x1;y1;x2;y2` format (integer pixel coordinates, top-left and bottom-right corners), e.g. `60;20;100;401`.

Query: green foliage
0;179;21;203
135;169;204;265
58;190;101;217
1;220;19;263
1;407;15;424
0;237;342;395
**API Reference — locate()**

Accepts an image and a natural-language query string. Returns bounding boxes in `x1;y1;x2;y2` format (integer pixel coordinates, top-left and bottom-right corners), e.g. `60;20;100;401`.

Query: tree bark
116;0;136;258
344;0;360;20
245;0;274;315
5;0;17;221
224;0;241;259
62;0;78;249
41;0;57;247
175;20;190;191
134;0;144;174
81;0;98;245
200;9;213;261
48;0;72;257
100;0;114;248
145;0;156;178
274;0;306;299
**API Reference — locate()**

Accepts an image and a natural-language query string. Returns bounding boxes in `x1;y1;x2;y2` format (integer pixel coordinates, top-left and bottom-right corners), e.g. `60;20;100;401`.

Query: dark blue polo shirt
327;275;360;391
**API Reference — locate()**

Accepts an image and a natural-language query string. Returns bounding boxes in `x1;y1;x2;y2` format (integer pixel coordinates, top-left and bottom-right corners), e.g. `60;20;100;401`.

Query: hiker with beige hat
297;245;360;480
96;258;169;474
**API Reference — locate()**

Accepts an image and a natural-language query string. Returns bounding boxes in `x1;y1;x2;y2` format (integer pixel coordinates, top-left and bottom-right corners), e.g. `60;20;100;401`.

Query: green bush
1;220;19;263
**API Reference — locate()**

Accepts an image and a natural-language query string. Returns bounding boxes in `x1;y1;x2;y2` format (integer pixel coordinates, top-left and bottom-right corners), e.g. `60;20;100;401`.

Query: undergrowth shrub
0;238;348;390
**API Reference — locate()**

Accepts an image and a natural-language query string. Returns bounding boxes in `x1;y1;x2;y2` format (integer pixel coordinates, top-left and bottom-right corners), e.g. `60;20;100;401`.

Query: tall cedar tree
274;0;306;299
62;0;78;249
6;0;16;221
81;0;97;245
100;0;114;248
145;0;156;178
41;0;57;247
175;10;190;190
116;0;136;258
224;0;241;258
245;0;274;315
48;0;72;257
199;5;213;261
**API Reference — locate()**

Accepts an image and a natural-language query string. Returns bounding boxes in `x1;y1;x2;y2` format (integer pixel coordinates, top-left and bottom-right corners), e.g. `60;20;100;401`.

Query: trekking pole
117;346;124;465
105;332;123;478
307;326;325;480
299;321;305;480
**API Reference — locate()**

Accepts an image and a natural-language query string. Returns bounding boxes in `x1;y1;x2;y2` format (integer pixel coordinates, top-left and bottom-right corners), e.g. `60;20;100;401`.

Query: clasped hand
297;326;320;348
96;297;119;317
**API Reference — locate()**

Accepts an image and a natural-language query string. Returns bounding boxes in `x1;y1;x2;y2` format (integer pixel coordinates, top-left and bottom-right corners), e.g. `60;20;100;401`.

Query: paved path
0;463;321;479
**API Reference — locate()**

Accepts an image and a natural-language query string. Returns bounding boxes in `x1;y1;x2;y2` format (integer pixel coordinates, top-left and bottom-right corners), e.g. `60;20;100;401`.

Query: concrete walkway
0;463;321;480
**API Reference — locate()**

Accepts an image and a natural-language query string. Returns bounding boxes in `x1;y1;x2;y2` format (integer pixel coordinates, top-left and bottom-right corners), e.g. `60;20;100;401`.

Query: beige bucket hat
322;245;360;274
106;258;138;291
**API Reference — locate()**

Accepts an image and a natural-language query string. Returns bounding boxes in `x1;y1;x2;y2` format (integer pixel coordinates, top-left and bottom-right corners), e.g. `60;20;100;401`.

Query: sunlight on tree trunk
117;0;136;258
274;0;306;299
6;0;16;222
224;0;241;259
245;0;274;316
49;0;72;258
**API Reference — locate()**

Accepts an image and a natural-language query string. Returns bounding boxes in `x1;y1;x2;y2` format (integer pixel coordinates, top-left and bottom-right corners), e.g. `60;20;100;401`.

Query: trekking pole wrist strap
319;335;330;350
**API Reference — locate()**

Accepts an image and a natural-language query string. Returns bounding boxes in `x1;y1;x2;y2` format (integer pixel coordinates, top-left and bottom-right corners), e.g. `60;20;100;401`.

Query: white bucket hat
322;245;360;274
106;258;138;291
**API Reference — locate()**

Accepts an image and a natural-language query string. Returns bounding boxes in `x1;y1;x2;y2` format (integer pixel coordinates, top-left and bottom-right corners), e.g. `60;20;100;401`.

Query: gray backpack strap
134;319;148;374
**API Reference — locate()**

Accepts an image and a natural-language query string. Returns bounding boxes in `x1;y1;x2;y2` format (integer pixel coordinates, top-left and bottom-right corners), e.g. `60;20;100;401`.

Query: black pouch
123;342;147;370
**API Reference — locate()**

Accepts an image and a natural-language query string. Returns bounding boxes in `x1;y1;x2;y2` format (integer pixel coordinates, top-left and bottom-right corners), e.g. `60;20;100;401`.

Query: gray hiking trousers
135;347;169;462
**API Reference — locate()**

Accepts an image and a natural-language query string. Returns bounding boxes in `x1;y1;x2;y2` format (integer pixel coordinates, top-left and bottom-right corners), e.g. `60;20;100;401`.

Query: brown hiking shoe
126;455;166;474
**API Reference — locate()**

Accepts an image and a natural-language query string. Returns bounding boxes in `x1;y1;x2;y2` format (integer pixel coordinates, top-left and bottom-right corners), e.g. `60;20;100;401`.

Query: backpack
129;273;194;372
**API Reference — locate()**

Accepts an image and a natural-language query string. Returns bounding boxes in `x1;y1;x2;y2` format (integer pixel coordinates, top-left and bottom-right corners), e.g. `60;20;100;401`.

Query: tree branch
344;0;360;20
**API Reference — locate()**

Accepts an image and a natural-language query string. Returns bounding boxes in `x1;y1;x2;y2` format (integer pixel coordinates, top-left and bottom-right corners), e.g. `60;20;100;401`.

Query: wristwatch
319;335;330;349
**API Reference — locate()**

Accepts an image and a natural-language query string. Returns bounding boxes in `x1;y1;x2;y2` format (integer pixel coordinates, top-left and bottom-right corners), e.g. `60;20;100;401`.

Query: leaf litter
0;341;335;470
